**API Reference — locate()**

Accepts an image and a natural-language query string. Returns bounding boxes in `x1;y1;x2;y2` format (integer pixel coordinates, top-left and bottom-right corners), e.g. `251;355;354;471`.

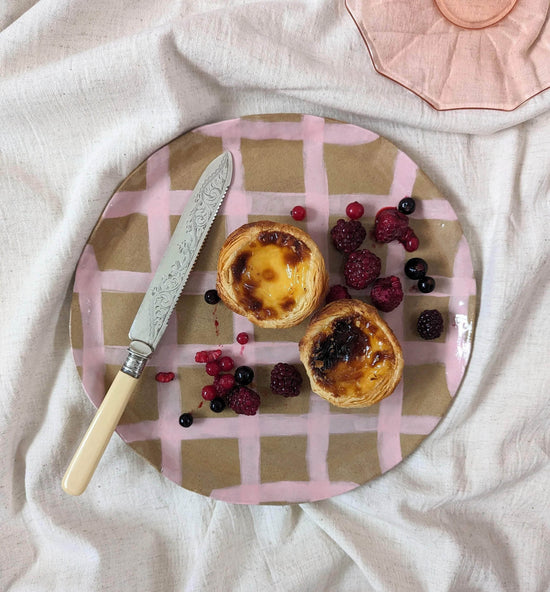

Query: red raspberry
155;372;175;383
374;207;409;243
195;349;222;363
370;276;403;312
343;249;381;289
226;386;261;415
325;284;351;304
214;373;235;396
270;363;302;397
330;219;366;253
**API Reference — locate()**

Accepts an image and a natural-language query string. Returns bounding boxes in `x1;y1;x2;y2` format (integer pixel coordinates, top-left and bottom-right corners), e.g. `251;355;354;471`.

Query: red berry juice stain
212;306;220;337
198;401;204;408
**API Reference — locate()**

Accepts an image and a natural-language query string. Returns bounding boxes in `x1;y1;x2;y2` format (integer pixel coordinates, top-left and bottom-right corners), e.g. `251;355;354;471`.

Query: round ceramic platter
70;114;476;504
345;0;550;111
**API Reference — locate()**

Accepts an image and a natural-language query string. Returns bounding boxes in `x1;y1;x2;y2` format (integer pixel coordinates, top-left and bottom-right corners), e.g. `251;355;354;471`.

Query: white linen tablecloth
1;1;549;590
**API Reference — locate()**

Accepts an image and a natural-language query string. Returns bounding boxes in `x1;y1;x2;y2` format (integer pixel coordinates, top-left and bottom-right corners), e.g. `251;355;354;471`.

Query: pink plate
345;0;550;111
70;114;476;504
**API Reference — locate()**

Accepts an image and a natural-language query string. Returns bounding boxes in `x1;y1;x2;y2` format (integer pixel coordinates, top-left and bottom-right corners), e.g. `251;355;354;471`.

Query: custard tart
216;221;328;328
299;299;404;407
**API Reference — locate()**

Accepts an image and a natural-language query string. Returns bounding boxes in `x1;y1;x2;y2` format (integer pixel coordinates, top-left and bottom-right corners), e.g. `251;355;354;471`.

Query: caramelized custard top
310;315;395;398
230;230;311;321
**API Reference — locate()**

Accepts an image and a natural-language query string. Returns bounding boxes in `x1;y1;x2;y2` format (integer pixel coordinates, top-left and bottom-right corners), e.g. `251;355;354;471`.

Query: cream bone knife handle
62;349;148;496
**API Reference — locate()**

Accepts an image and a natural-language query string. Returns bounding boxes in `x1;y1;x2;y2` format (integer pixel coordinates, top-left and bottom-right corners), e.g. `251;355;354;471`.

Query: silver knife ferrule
121;348;150;379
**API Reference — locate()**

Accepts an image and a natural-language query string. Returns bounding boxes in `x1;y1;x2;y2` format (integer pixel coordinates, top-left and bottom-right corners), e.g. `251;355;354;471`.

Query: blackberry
270;363;303;397
343;249;381;290
417;309;444;340
330;219;366;253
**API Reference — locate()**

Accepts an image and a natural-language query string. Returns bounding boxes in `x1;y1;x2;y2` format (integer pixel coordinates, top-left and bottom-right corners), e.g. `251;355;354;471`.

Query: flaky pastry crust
216;221;328;328
299;299;404;407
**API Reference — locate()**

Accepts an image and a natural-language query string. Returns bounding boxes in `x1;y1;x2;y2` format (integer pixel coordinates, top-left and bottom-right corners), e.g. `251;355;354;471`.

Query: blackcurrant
234;366;254;386
418;276;436;293
398;197;416;215
179;413;193;428
204;289;220;305
210;397;226;413
404;257;428;280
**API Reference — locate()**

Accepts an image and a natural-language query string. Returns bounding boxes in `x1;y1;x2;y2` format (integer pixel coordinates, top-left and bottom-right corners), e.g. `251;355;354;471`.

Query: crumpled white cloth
1;1;549;590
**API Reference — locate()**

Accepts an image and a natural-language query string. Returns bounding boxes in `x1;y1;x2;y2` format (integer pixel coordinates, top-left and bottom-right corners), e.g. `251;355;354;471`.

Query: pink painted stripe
323;122;379;144
400;415;441;434
76;245;106;407
375;241;405;472
99;339;450;370
117;411;440;444
377;383;404;473
389;150;418;201
446;236;476;395
237;415;261;488
200;117;380;147
302;114;332;483
154;316;183;484
103;189;191;219
144;146;172;270
210;480;359;504
219;129;264;496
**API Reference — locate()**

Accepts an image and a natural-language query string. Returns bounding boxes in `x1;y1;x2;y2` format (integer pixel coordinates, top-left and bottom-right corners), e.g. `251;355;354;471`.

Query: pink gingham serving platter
70;114;476;504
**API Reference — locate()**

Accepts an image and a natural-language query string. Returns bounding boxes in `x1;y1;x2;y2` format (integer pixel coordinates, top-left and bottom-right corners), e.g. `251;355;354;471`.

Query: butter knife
62;151;233;495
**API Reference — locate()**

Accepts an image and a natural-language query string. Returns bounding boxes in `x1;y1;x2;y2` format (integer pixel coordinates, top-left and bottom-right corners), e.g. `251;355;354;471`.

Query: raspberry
343;249;381;289
325;284;351;304
417;309;444;340
374;207;409;243
213;373;236;396
270;363;303;397
330;219;366;253
195;349;222;363
226;386;261;415
155;372;175;383
370;276;403;312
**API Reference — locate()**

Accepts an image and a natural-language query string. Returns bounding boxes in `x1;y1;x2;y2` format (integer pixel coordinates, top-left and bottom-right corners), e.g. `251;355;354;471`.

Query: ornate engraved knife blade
62;151;233;496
